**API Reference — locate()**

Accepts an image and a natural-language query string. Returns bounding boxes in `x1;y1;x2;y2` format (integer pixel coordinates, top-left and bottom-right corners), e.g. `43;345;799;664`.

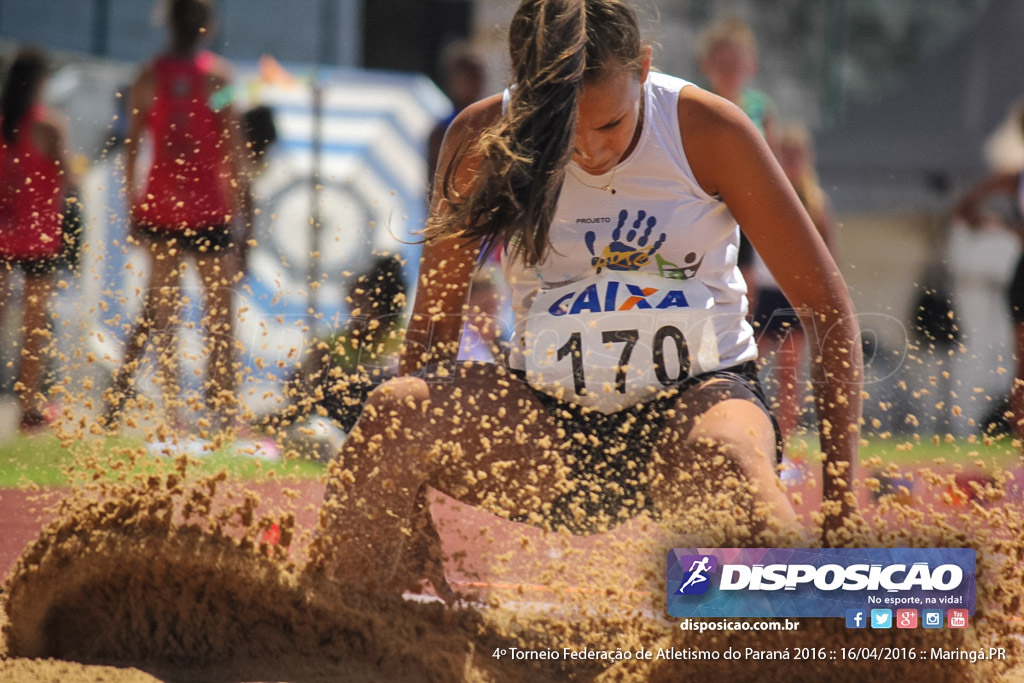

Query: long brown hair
427;0;644;266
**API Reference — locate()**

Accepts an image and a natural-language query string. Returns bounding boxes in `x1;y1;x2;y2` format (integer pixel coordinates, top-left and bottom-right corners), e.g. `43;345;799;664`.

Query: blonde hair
697;13;758;61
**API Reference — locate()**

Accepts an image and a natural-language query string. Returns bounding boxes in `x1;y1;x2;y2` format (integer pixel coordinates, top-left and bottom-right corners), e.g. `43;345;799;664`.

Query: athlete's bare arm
399;94;503;376
680;86;862;539
205;66;247;223
125;64;157;209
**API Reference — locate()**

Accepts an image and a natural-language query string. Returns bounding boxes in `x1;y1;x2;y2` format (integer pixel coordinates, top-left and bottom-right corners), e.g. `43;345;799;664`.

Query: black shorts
753;287;802;337
136;223;234;254
507;361;782;534
1009;252;1024;324
1;255;61;276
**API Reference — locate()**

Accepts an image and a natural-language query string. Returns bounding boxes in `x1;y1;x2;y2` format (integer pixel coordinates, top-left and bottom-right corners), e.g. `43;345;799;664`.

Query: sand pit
0;475;533;682
2;451;1024;682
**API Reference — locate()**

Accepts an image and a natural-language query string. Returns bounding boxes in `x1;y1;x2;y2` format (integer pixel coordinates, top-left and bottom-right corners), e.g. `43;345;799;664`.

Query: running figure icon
678;556;713;593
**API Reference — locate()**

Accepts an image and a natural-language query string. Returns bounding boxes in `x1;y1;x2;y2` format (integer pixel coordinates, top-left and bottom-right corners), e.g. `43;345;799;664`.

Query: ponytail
427;0;642;268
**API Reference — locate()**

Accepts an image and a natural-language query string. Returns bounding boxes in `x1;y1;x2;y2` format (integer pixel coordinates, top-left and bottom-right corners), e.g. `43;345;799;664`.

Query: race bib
524;271;721;413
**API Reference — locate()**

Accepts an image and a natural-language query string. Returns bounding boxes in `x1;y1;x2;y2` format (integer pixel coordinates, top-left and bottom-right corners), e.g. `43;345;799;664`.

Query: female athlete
312;0;862;591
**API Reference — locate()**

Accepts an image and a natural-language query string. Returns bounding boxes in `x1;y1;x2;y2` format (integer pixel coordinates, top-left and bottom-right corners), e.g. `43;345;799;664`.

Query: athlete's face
572;50;651;176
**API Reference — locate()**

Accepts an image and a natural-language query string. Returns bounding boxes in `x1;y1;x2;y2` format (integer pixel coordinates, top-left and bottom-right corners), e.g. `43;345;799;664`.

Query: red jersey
132;51;234;231
0;105;64;261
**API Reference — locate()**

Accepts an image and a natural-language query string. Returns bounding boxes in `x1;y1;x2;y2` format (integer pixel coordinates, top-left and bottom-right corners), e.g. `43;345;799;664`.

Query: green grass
3;431;1021;489
0;433;327;488
787;432;1024;470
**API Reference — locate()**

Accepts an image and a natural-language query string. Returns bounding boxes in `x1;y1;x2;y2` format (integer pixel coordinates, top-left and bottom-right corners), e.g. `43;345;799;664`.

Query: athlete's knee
361;376;430;424
681;403;775;474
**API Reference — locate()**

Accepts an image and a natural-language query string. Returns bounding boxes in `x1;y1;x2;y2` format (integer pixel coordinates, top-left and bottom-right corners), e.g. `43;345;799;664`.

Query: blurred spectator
954;103;1024;440
262;253;407;434
698;13;778;150
235;104;277;276
427;41;486;187
0;47;75;432
698;13;778;311
102;0;248;432
752;122;837;440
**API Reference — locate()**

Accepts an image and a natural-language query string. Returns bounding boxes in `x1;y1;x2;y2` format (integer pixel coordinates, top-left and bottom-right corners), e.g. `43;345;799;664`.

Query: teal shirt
739;88;774;137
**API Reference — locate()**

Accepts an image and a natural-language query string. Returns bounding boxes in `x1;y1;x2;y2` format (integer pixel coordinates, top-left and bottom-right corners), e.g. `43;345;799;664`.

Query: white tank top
502;72;756;375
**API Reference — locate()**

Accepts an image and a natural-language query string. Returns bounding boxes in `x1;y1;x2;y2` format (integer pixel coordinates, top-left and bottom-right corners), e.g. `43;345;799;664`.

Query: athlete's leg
650;376;801;545
760;327;805;442
310;362;571;591
105;237;184;425
16;270;56;429
393;483;454;600
1012;323;1024;442
194;248;238;425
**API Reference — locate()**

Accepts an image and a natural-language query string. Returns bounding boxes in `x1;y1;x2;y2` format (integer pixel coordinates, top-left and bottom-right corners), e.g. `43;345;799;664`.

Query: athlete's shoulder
676;86;769;196
448;94;503;140
677;85;762;144
201;51;235;84
30;107;66;161
647;70;690;90
431;95;503;197
32;105;65;133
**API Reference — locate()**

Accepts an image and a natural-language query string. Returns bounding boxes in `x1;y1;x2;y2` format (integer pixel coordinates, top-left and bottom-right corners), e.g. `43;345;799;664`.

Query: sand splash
3;448;1024;682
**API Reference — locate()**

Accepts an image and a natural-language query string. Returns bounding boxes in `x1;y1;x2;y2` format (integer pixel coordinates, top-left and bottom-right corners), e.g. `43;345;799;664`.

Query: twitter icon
870;609;892;629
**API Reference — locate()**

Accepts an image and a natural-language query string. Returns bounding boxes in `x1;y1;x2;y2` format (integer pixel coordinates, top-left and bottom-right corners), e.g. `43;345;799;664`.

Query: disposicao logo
666;548;976;619
675;555;718;595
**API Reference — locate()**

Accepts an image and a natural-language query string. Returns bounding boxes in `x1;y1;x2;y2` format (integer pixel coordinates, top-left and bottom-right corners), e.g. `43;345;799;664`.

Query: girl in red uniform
0;48;73;432
104;0;245;430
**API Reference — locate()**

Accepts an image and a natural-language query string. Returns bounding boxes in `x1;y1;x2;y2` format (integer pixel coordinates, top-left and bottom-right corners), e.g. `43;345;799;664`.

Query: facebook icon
845;609;867;629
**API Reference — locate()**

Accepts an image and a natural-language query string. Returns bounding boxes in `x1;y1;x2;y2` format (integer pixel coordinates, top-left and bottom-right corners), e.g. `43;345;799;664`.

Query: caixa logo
547;280;691;317
676;554;718;595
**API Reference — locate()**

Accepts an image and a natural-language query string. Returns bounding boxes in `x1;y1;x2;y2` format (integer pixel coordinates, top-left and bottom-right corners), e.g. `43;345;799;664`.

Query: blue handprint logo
585;209;668;273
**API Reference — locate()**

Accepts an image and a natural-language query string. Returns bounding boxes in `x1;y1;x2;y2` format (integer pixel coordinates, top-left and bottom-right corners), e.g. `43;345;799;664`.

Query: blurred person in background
0;47;75;433
102;0;247;433
753;122;837;442
427;42;487;186
697;14;777;152
260;253;408;435
697;13;778;313
955;102;1024;441
235;104;276;277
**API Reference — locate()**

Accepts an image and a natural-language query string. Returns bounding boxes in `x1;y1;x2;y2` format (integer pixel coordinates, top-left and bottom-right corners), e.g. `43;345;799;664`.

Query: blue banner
667;548;976;619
